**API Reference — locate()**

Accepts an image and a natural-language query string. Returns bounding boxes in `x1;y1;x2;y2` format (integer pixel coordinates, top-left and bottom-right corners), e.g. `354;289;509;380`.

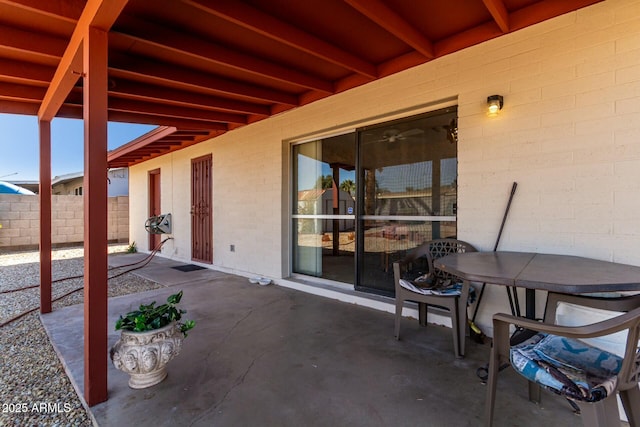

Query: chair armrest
494;307;640;340
544;292;640;322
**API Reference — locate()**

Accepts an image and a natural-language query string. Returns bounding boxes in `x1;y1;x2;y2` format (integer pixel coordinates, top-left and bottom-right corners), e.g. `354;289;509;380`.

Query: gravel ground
0;245;164;426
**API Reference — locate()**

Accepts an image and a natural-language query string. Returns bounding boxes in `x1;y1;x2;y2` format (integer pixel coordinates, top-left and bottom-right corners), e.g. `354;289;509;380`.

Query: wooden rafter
107;98;248;125
56;103;229;130
0;0;84;22
112;15;334;93
345;0;434;59
482;0;510;33
434;21;503;58
108;53;299;105
0;81;45;102
38;0;128;121
0;58;55;85
0;23;67;62
108;80;271;116
153;142;186;148
0;99;39;115
105;110;227;130
186;0;377;79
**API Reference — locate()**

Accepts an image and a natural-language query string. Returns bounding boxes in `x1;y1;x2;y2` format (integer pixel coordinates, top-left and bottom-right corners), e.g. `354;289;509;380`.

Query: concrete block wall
0;194;129;250
52;196;83;244
108;196;129;242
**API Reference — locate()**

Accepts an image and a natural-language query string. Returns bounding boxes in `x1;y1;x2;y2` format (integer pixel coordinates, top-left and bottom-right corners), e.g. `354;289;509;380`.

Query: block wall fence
0;195;129;251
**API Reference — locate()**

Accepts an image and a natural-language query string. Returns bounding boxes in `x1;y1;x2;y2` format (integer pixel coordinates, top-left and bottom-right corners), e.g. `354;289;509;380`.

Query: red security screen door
191;154;212;263
148;169;161;251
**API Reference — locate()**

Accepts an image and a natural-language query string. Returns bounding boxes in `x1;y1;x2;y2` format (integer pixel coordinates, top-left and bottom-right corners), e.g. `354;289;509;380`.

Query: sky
0;113;156;181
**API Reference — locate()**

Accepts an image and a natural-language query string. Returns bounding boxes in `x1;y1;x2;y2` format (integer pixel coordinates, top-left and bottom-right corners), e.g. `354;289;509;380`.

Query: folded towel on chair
399;279;462;296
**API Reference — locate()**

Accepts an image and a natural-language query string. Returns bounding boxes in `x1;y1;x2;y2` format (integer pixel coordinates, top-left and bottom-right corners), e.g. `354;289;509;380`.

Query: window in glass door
292;132;356;283
356;107;458;295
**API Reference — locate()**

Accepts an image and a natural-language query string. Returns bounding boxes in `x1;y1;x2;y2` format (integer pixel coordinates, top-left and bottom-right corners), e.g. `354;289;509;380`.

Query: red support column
83;26;109;406
39;120;52;314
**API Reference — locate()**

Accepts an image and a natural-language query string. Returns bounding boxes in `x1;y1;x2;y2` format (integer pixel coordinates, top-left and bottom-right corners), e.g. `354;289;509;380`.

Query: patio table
436;250;640;407
435;251;640;319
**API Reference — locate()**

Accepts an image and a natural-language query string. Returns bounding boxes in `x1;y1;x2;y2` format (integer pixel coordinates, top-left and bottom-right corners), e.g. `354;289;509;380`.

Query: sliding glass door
291;107;458;295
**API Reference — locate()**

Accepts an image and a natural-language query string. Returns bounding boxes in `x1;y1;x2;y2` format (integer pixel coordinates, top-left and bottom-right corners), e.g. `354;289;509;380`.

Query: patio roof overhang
1;0;603;167
0;0;605;408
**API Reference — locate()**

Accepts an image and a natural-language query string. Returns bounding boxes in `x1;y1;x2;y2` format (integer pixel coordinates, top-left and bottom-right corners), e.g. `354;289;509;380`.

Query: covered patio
3;0;640;420
41;252;582;426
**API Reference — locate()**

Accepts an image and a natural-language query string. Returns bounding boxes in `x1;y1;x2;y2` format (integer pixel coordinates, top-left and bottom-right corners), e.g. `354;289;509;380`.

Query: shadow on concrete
41;254;582;427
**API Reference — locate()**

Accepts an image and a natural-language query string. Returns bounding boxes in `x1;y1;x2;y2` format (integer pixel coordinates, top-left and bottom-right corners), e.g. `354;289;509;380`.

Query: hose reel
145;213;172;234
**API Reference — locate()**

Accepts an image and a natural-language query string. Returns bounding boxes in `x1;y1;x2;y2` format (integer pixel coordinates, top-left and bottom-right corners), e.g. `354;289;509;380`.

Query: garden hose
0;238;172;328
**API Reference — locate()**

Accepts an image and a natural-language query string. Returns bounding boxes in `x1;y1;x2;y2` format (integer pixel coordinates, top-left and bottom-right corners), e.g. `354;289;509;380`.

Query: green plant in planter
115;290;195;336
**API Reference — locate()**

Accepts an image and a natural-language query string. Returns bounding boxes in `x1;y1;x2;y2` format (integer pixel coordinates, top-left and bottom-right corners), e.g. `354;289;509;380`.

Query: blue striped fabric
510;333;622;402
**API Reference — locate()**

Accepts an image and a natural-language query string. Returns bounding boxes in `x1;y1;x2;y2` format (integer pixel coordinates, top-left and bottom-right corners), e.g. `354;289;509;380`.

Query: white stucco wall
129;0;640;334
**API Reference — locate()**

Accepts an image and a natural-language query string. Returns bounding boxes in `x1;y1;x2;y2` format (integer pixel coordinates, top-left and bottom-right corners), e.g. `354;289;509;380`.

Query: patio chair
393;238;477;358
485;292;640;427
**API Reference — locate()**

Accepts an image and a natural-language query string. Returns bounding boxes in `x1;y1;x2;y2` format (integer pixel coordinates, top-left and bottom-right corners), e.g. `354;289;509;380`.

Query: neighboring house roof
50;169;129;196
51;168;128;186
51;171;84;186
0;181;36;195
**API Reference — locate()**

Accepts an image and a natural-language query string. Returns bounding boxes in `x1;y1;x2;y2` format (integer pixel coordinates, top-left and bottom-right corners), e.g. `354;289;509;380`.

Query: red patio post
39;119;52;314
83;26;109;406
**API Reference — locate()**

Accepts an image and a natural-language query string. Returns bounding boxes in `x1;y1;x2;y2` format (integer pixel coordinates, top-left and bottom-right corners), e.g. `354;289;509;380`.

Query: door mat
171;264;207;272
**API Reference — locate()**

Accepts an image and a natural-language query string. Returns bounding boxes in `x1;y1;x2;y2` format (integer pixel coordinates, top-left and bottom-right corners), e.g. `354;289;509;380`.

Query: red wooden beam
482;0;510;33
57;103;229;130
108;79;271;116
0;81;46;102
186;0;377;78
174;130;211;136
153;142;187;147
39;119;52;314
0;58;55;85
0;0;85;22
38;0;128;121
152;136;193;143
107;125;177;163
112;16;334;93
345;0;434;59
83;26;109;407
151;139;192;146
0;23;68;62
108;98;248;124
434;21;503;58
109;132;221;167
0;99;39;115
108;53;299;106
106;111;228;130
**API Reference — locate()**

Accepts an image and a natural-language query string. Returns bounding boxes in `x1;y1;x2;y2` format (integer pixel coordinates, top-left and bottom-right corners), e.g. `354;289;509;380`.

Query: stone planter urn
110;321;184;389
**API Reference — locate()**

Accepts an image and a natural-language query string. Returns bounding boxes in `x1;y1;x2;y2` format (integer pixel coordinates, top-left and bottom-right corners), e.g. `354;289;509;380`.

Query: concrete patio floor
40;253;585;427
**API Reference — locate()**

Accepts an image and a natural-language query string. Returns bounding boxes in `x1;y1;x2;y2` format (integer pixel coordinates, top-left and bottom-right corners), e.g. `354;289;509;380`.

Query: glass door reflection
357;108;458;295
292;133;356;283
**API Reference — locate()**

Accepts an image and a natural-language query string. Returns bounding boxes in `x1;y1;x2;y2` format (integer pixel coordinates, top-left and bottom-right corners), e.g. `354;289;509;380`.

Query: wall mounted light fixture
487;95;503;117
